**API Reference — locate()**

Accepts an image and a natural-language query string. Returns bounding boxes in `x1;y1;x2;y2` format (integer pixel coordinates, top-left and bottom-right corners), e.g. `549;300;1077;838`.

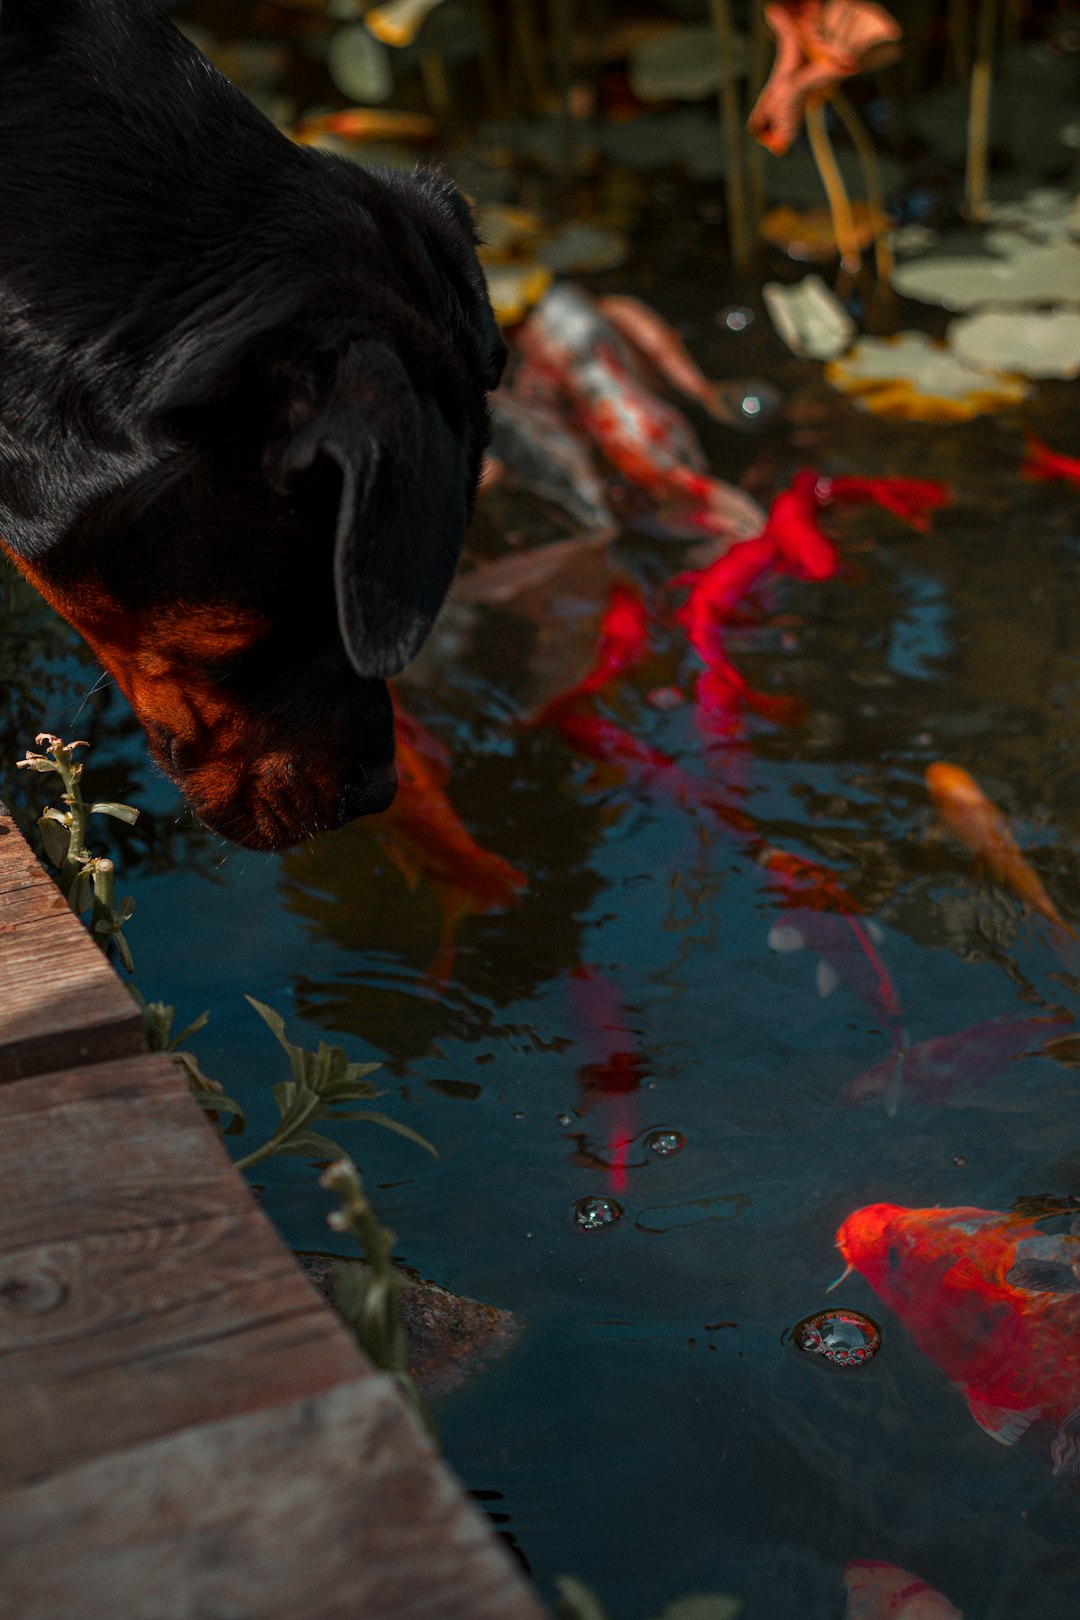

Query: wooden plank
0;1377;548;1620
0;808;145;1081
0;1054;365;1488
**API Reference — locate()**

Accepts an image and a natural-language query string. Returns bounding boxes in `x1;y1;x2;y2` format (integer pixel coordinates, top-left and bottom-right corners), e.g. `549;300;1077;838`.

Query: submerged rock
299;1252;520;1397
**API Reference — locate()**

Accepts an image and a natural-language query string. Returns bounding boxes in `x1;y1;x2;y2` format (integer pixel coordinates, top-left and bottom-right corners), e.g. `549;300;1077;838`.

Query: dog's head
1;59;505;848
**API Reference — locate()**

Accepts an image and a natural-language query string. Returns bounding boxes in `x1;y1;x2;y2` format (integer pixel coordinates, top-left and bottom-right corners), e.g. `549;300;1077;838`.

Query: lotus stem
510;0;547;111
708;0;752;267
966;0;998;220
746;0;772;238
548;0;575;178
805;97;861;274
831;89;892;283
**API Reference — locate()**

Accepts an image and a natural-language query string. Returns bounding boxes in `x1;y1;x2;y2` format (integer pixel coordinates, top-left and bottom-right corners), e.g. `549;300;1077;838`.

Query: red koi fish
516;286;766;538
556;711;755;839
693;653;807;743
1021;434;1080;487
822;475;952;532
530;584;650;727
568;963;644;1192
762;847;906;1041
837;1202;1080;1477
843;1011;1073;1106
842;1560;962;1619
376;708;527;985
765;469;840;582
927;763;1076;940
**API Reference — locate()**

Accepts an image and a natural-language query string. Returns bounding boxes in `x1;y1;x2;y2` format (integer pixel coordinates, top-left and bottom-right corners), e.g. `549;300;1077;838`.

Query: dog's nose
340;761;398;822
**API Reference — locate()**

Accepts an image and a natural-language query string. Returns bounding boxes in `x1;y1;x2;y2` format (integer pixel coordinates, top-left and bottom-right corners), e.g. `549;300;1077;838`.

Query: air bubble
573;1196;623;1231
645;1129;686;1158
792;1308;881;1366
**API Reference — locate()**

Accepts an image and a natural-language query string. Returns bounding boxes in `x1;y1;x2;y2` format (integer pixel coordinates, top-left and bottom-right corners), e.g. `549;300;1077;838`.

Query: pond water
5;228;1080;1617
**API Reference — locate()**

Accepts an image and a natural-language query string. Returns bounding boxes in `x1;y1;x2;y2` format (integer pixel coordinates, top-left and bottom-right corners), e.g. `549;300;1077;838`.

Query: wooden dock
0;806;548;1620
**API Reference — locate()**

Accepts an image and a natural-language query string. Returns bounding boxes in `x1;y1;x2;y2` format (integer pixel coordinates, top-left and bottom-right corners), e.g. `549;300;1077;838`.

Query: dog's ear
377;167;507;394
276;341;469;680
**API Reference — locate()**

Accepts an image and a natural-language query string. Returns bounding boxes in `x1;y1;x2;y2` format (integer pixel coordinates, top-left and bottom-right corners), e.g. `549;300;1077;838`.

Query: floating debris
365;0;447;48
482;262;553;327
763;273;855;360
644;1128;686;1157
826;332;1029;421
717;305;755;332
574;1195;624;1231
793;1308;882;1366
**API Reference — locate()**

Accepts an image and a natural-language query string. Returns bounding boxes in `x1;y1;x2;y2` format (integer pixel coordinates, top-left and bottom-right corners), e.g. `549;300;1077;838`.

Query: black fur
0;0;505;848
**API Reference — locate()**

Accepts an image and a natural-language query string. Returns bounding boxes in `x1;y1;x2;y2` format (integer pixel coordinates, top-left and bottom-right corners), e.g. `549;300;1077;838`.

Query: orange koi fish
1021;434;1080;487
377;705;526;984
842;1560;962;1619
763;847;906;1041
843;1011;1072;1107
568;963;644;1192
926;763;1076;939
837;1202;1080;1477
530;584;650;727
292;108;436;144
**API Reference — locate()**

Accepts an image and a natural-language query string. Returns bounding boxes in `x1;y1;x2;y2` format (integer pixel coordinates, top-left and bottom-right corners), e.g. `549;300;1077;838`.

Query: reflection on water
8;253;1080;1615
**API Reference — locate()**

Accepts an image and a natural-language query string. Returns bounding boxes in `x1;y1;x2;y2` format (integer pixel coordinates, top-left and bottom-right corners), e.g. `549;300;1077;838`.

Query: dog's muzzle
339;760;398;823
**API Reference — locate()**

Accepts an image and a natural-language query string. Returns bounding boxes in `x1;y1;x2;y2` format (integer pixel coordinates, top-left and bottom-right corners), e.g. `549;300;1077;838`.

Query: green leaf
652;1599;742;1620
346;1110;438;1157
113;931;135;974
272;1130;349;1162
189;1088;248;1123
554;1578;610;1620
37;814;70;869
88;800;139;824
167;1010;210;1049
68;869;93;913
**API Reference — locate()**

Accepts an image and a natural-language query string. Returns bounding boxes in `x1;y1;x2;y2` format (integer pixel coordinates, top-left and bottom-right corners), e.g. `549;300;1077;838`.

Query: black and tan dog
0;0;505;848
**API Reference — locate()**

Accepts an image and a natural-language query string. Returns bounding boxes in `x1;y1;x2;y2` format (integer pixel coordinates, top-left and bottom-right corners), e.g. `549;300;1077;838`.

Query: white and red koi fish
762;846;906;1045
515;285;766;539
843;1011;1073;1107
842;1560;962;1619
837;1202;1080;1478
486;389;615;535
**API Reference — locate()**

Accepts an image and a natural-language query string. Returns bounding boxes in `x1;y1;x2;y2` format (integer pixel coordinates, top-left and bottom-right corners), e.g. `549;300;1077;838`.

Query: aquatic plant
233;997;437;1172
17;733;139;970
134;991;247;1133
320;1156;436;1441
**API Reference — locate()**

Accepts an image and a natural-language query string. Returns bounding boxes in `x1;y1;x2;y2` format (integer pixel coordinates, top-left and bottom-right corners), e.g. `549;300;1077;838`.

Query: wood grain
0;1377;548;1620
0;809;145;1081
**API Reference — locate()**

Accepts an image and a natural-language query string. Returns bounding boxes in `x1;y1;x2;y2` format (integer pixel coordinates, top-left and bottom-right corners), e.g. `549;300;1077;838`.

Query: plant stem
708;0;752;268
805;96;861;274
831;89;892;283
966;0;998;220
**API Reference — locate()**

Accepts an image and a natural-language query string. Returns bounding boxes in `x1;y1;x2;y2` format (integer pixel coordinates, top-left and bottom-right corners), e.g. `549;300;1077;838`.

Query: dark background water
4;6;1080;1613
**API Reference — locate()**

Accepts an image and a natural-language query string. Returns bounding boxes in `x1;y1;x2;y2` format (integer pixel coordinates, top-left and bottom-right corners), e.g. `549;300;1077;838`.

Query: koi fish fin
966;1395;1040;1445
816;959;841;998
377;835;423;893
1051;1407;1080;1478
1005;1258;1080;1293
768;921;806;953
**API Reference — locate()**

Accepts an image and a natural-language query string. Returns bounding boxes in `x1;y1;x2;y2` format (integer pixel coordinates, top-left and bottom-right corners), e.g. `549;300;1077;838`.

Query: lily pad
537;222;629;273
627;24;748;102
826;331;1029;421
947;307;1080;380
481;261;553;326
327;22;394;102
893;235;1080;311
365;0;448;48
